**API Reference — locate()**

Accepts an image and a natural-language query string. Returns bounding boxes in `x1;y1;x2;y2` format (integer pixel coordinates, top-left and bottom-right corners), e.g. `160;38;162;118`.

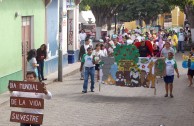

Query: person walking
27;49;39;77
160;41;175;58
138;37;152;57
36;44;47;82
93;44;103;82
100;44;108;57
10;71;52;126
178;28;186;53
164;52;180;98
171;31;178;53
80;47;95;93
153;44;160;57
78;38;92;80
187;47;194;87
79;29;87;46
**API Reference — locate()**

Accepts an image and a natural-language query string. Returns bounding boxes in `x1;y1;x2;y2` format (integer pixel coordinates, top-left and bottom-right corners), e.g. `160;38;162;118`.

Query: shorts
95;64;100;71
164;75;174;84
187;69;194;78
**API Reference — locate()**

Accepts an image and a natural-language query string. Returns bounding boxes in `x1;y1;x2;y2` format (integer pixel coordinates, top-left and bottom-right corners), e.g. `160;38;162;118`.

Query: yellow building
124;7;185;30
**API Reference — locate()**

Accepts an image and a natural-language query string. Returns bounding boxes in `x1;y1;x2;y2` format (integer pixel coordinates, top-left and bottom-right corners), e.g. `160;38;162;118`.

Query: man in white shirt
80;47;95;93
78;38;92;80
79;29;87;46
178;28;185;53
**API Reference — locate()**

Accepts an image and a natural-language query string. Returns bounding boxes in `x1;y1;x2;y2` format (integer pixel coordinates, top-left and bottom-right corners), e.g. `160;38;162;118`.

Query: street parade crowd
79;26;193;98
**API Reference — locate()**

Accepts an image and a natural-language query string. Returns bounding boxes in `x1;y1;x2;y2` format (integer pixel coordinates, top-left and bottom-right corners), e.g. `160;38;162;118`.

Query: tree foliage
114;45;139;64
118;0;173;25
80;0;128;39
80;0;128;26
79;4;90;11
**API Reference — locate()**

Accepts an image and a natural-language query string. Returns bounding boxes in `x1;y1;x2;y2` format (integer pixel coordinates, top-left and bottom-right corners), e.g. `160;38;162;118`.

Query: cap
99;39;104;43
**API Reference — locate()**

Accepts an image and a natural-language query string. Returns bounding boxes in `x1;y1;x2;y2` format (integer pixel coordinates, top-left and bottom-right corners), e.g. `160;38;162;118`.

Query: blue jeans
83;67;95;91
178;41;184;52
81;66;85;78
37;60;45;81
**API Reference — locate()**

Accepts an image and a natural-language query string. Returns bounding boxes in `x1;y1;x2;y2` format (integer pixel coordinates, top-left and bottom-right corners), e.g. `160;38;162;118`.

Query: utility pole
58;0;63;82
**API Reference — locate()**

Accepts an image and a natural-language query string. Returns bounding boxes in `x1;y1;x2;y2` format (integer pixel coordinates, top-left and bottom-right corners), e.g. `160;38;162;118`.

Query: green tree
79;4;90;11
80;0;127;40
118;0;173;27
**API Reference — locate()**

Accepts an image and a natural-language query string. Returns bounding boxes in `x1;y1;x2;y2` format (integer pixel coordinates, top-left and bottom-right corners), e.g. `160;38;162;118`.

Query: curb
53;68;80;82
0;68;79;106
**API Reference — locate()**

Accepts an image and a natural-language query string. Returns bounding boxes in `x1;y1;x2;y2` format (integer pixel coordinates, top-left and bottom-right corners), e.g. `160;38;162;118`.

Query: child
100;44;108;57
10;71;52;126
164;52;179;98
187;47;194;87
80;47;95;93
93;44;102;82
153;44;160;57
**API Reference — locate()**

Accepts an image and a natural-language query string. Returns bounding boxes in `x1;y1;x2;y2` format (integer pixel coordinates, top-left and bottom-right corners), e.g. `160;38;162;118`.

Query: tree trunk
96;27;102;40
185;5;194;42
107;16;112;36
144;18;150;26
187;13;194;43
91;7;106;40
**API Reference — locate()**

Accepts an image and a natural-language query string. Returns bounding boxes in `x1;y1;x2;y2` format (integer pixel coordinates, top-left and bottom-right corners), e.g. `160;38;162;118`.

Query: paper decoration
182;55;194;70
154;58;166;76
101;57;116;84
146;61;156;88
100;45;166;89
114;44;139;64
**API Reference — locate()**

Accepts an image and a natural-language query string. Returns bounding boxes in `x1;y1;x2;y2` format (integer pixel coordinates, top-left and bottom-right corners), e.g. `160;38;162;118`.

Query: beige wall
124;7;185;30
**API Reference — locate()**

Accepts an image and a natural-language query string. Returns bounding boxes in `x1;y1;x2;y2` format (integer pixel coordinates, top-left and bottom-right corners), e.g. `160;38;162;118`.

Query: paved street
1;53;194;126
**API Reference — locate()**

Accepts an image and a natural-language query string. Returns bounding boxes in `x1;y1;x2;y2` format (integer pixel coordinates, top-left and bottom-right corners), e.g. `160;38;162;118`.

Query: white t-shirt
79;33;87;41
161;47;175;58
92;50;102;62
84;44;90;52
101;49;108;57
165;59;177;76
178;32;185;41
126;39;133;45
27;57;37;72
81;54;95;67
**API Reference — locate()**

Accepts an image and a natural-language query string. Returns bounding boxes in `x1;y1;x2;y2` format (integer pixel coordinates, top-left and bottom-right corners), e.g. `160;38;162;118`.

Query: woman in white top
160;41;175;58
93;44;103;82
27;49;39;77
100;44;108;57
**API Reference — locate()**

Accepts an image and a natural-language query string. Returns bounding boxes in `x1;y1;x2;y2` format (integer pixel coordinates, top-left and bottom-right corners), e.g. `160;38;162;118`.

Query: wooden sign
8;81;45;93
10;97;44;109
10;111;43;125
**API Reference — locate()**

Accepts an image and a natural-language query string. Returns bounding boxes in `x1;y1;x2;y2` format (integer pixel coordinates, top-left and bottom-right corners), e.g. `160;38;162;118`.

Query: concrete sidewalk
0;62;80;106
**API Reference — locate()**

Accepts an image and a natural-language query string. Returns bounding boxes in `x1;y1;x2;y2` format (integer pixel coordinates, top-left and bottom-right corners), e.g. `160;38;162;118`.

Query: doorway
21;16;32;79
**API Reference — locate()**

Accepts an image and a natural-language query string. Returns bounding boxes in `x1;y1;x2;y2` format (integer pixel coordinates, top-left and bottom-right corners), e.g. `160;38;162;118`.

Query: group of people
27;44;47;82
79;26;193;97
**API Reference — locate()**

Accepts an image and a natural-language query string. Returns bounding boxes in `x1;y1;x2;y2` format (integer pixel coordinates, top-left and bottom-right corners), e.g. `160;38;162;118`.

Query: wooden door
22;17;31;79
